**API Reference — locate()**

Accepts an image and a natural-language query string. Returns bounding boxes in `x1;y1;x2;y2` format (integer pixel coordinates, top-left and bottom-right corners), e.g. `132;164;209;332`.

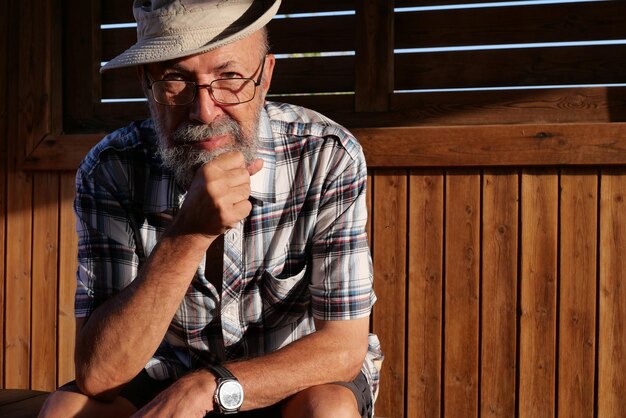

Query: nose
188;85;223;124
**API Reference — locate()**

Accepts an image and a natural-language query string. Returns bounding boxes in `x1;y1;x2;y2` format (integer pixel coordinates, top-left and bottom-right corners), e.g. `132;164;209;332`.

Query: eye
221;72;242;79
161;72;189;81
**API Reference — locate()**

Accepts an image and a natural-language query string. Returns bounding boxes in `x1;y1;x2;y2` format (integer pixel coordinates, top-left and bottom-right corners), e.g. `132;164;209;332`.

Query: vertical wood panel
355;0;394;112
0;0;10;388
598;169;626;418
444;171;480;418
481;170;519;417
18;0;54;157
58;172;77;386
31;173;60;391
372;170;407;418
558;170;597;418
5;160;33;389
407;170;443;418
519;170;558;418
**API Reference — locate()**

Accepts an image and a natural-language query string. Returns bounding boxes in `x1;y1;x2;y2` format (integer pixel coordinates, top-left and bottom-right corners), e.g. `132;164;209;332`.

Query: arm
134;316;370;416
75;152;263;400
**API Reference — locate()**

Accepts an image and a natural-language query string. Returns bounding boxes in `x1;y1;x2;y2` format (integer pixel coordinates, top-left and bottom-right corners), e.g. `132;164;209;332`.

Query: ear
259;54;275;100
136;65;149;97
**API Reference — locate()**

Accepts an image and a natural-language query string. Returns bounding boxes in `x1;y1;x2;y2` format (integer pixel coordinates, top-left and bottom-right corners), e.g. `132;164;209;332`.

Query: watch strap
207;364;235;379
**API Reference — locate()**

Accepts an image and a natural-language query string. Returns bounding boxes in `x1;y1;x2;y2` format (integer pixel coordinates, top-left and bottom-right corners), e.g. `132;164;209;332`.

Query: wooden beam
355;0;394;112
355;123;626;167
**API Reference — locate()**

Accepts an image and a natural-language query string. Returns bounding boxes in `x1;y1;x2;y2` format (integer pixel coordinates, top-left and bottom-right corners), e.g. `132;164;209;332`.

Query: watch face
218;380;244;410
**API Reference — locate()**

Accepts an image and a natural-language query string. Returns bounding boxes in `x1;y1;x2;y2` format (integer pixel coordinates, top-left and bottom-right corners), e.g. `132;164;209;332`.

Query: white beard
150;102;260;189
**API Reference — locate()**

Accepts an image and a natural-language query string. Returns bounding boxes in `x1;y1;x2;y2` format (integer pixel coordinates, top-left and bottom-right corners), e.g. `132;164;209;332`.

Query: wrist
207;364;244;414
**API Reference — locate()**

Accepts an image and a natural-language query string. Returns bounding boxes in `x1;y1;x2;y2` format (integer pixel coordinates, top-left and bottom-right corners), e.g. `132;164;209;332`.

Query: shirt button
229;230;238;243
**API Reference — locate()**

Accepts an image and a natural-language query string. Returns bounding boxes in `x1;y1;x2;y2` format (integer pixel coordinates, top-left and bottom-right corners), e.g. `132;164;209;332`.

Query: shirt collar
249;107;276;203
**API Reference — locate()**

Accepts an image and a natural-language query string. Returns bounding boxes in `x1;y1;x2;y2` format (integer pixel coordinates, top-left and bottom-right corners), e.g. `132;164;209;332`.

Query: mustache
171;117;241;144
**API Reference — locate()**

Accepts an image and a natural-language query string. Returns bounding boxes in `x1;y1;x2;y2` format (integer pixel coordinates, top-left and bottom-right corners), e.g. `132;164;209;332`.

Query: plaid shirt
74;101;382;403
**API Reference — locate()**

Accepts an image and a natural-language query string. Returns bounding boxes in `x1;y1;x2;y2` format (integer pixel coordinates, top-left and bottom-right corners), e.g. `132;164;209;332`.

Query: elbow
74;361;122;402
337;343;368;382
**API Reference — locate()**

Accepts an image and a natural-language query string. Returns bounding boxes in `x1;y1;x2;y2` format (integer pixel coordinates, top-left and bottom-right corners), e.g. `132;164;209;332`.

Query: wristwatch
207;364;244;414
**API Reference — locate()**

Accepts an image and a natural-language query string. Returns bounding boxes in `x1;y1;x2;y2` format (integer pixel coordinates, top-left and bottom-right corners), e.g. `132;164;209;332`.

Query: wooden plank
63;0;100;128
407;170;443;418
519;170;558;418
389;87;626;126
89;86;626;134
372;170;407;418
101;54;355;98
102;15;356;60
0;0;11;388
598;169;626;418
396;3;626;49
355;123;626;168
18;0;55;159
396;0;515;5
0;391;50;417
481;170;518;418
395;45;626;90
31;173;60;391
558;170;597;418
58;172;77;386
444;171;480;418
5;139;33;390
355;0;393;112
101;0;358;23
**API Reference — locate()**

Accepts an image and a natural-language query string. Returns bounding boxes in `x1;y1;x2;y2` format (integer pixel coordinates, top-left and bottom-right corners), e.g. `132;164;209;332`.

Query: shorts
62;368;373;418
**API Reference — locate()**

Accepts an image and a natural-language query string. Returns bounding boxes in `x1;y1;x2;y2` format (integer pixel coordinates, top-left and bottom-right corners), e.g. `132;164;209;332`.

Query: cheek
158;107;189;135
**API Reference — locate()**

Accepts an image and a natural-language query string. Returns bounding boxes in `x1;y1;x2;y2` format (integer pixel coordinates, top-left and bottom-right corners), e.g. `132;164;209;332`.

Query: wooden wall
2;1;626;418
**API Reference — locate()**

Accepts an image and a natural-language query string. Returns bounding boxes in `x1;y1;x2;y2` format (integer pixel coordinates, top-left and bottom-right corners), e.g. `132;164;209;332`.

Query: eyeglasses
145;56;266;106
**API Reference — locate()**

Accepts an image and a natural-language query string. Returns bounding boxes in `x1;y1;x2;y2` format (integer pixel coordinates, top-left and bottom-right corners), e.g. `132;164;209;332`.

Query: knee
282;384;360;418
38;387;88;418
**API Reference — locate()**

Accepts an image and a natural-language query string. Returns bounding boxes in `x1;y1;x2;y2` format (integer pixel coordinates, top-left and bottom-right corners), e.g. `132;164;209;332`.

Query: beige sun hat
101;0;281;73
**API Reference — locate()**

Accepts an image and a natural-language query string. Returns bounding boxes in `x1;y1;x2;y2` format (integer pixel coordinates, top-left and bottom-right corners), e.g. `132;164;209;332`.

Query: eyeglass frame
144;55;267;106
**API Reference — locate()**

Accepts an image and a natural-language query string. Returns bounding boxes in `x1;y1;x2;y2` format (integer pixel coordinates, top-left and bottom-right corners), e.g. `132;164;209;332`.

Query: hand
131;370;216;418
173;151;263;239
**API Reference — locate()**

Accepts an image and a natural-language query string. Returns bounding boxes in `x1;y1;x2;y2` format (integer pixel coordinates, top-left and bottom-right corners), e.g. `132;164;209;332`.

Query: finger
211;151;246;170
247;158;264;176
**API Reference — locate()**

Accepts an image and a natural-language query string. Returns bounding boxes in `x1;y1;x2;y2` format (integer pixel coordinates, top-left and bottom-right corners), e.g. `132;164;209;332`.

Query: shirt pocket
261;265;310;328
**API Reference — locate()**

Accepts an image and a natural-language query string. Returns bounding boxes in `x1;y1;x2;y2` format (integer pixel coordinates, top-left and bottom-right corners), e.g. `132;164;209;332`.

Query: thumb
247;158;264;176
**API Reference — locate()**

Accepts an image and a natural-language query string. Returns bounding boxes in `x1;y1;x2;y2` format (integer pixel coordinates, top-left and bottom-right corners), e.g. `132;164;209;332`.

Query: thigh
39;369;174;418
39;384;137;418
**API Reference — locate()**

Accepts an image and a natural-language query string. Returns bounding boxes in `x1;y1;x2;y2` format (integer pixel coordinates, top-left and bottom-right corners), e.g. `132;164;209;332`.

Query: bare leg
281;384;360;418
38;384;137;418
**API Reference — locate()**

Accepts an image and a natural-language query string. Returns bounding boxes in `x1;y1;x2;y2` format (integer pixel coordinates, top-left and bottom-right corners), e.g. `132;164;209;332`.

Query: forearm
224;317;369;411
75;229;212;400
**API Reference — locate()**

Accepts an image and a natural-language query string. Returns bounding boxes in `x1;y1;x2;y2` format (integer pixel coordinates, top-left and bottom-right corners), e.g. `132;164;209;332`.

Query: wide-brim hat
101;0;281;73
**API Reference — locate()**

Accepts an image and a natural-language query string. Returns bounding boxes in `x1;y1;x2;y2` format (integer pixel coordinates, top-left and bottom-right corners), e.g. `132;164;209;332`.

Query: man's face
143;31;275;188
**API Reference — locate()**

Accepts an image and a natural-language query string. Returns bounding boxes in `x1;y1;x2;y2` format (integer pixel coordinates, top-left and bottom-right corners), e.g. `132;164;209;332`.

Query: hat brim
100;0;280;73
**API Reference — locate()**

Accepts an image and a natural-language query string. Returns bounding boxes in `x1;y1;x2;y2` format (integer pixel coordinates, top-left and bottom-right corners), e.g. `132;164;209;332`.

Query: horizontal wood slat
101;15;356;61
396;2;626;49
101;55;355;98
395;0;511;5
395;45;626;90
101;1;357;24
20;122;626;170
355;123;626;167
84;85;626;132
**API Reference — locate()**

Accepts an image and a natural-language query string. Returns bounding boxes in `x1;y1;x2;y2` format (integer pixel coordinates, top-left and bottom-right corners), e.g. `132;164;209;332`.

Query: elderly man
40;1;381;417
